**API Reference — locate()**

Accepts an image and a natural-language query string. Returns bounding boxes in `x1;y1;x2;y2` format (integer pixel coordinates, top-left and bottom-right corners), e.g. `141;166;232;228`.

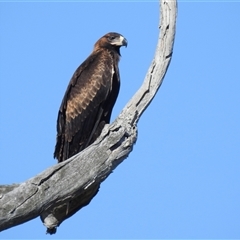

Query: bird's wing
54;50;115;162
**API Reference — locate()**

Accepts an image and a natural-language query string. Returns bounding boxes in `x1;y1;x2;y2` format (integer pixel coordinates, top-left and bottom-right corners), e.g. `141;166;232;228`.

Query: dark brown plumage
47;33;127;234
54;32;127;162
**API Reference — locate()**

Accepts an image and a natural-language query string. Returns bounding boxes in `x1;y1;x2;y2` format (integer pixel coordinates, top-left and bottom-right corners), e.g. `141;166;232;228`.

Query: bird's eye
108;36;116;41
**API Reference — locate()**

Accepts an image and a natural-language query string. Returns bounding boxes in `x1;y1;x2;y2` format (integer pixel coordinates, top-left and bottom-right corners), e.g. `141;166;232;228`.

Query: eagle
54;32;127;162
48;33;127;234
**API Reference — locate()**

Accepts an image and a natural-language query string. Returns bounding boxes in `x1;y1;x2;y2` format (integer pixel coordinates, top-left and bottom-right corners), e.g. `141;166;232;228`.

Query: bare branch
0;0;177;234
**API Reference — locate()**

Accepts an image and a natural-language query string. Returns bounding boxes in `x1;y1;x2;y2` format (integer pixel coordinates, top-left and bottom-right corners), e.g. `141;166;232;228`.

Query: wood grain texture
0;0;177;233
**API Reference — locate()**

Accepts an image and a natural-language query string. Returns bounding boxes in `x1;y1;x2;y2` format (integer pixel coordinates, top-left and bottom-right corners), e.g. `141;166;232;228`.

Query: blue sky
0;1;240;239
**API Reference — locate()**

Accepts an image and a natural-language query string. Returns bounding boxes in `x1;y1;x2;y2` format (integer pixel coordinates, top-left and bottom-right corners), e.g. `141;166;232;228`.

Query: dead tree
0;0;177;234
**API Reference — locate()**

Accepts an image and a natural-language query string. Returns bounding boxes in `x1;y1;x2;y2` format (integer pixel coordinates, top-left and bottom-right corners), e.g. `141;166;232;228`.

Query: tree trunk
0;0;177;234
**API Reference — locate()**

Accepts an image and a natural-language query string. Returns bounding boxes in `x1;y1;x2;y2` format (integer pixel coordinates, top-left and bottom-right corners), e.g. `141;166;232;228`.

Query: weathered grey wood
0;0;177;234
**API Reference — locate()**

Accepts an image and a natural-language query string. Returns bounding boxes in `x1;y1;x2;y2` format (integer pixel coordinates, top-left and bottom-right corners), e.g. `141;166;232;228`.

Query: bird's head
105;32;128;47
94;32;127;54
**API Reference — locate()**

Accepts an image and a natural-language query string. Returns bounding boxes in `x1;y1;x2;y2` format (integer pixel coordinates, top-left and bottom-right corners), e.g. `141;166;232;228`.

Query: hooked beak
120;35;128;47
112;35;128;47
121;36;128;47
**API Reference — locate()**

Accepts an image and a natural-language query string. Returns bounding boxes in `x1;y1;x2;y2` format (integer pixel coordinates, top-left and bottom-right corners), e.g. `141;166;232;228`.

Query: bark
0;0;177;234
